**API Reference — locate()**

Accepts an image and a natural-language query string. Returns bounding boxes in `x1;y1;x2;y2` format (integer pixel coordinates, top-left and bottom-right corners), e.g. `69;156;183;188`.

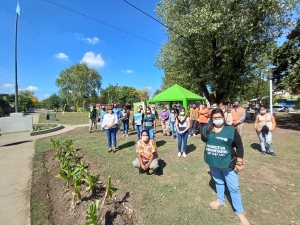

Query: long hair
203;108;227;141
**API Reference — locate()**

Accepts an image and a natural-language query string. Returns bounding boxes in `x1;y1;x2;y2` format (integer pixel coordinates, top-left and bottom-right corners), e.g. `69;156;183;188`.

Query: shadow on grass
207;171;235;212
1;140;33;147
275;114;300;131
186;144;197;154
118;141;136;150
156;140;166;147
156;159;167;176
250;143;261;152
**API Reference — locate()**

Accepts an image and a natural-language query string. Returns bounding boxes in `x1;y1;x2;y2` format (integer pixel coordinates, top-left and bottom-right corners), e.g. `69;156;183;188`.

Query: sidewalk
0;114;89;225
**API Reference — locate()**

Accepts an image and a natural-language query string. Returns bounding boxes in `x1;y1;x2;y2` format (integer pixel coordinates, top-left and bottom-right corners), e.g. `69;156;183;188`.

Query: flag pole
14;1;20;112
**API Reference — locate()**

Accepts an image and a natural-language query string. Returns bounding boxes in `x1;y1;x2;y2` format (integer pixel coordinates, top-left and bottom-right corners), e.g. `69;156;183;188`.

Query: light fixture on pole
267;68;275;115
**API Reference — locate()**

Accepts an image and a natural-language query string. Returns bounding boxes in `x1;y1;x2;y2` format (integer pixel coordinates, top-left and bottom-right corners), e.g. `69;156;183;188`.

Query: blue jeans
135;125;142;140
210;166;244;215
256;131;274;153
170;121;176;137
122;120;129;134
105;128;117;148
145;128;154;140
177;127;189;152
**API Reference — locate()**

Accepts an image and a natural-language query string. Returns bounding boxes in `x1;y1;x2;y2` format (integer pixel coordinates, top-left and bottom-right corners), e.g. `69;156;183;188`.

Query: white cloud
81;51;105;68
54;52;69;60
3;83;14;88
121;69;133;74
82;37;99;45
26;86;39;92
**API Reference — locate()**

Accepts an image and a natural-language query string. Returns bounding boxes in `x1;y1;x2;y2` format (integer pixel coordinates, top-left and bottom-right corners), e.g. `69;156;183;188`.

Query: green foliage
85;200;100;225
83;172;99;195
72;172;83;203
104;176;118;200
33;124;57;131
50;138;61;151
272;19;300;95
155;0;297;103
55;63;102;106
0;98;10;109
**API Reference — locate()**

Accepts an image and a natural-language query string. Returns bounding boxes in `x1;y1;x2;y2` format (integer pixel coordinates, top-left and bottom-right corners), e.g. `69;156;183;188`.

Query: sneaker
270;152;278;157
261;151;266;155
188;134;191;137
139;168;145;174
89;131;92;133
193;133;196;136
182;152;187;157
126;134;128;137
178;152;181;157
122;134;125;137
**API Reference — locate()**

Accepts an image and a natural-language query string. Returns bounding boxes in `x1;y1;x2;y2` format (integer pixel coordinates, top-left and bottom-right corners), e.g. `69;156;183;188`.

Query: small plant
83;172;99;196
102;176;118;206
56;163;73;190
85;200;100;225
71;173;83;206
50;138;61;151
63;139;73;149
76;162;88;173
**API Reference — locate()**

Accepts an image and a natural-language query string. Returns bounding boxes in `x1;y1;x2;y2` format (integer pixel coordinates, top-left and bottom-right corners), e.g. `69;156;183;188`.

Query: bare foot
209;199;223;209
237;213;250;225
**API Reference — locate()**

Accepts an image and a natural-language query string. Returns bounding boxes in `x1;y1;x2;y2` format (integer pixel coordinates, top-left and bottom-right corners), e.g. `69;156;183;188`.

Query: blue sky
0;0;166;100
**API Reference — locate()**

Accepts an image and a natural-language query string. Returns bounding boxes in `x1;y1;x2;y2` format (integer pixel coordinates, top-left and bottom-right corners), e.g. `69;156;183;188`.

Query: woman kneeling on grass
201;108;250;225
132;130;159;175
102;106;118;153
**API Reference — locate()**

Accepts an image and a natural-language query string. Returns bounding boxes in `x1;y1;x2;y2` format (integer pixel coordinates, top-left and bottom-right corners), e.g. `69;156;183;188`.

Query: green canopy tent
147;84;206;110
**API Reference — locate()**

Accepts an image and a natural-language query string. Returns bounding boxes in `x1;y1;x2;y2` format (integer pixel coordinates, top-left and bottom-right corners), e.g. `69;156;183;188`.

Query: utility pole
14;0;20;112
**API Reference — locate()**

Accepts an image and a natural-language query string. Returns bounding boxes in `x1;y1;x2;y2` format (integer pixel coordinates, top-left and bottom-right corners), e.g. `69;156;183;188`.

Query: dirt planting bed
31;148;141;225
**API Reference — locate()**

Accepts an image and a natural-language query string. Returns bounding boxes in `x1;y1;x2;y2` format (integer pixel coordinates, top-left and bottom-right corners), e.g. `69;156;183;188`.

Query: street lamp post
267;69;274;115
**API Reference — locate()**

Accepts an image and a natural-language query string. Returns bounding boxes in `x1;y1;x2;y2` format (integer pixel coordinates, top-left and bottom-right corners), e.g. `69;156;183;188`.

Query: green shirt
203;125;234;168
143;114;155;130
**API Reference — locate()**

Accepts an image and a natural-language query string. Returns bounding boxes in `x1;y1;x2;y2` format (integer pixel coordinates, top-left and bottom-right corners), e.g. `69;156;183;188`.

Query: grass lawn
32;122;300;225
38;112;90;125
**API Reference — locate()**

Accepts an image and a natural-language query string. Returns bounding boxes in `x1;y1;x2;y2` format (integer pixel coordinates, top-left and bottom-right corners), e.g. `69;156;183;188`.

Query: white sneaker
126;134;128;137
122;134;125;137
183;152;187;157
193;133;196;136
178;152;181;157
188;135;191;137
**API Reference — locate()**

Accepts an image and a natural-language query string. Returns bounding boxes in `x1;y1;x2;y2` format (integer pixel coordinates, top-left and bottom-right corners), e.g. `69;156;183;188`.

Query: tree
153;89;162;97
47;94;62;111
55;63;102;107
155;0;297;104
19;90;39;108
106;84;120;104
272;19;300;95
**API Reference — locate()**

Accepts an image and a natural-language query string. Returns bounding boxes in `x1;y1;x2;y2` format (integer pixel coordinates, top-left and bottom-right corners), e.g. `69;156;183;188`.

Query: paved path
0;114;89;225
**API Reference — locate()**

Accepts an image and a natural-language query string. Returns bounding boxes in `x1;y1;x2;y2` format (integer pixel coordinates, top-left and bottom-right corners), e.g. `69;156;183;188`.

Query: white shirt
101;113;118;129
178;116;190;127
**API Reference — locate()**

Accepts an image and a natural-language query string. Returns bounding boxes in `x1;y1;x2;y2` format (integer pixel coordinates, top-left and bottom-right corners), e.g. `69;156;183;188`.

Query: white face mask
222;109;225;113
146;110;151;114
180;112;185;116
142;136;149;141
213;119;224;126
260;110;266;114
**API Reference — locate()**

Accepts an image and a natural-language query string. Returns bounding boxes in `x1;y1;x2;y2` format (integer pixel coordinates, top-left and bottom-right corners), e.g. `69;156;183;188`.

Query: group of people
87;101;278;225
